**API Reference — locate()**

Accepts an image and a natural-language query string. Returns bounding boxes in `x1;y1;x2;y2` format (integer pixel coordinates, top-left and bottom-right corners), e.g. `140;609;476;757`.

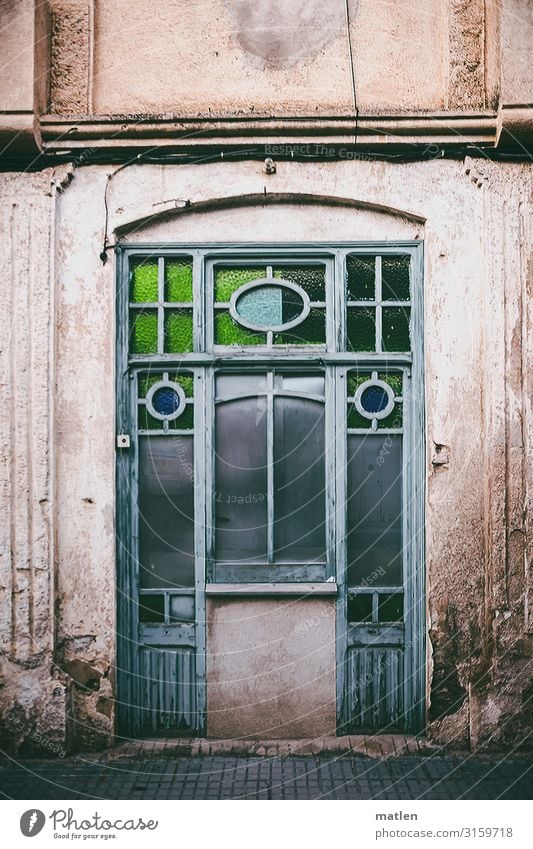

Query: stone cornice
39;111;500;152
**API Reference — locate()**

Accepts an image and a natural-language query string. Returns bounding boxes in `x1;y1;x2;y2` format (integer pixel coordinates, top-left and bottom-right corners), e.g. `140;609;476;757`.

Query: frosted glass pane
274;396;325;562
274;308;325;344
382;255;410;300
347;435;402;586
273;265;325;300
347;255;375;300
280;374;324;395
139;437;195;589
382;307;410;351
169;595;195;622
215;398;268;562
216;373;266;397
347;308;375;351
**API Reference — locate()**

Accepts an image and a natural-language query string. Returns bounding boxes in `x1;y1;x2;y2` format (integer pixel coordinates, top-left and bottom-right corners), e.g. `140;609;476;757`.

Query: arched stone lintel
115;191;427;238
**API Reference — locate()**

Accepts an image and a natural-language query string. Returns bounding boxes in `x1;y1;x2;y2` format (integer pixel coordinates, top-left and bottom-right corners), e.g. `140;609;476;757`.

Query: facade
0;0;531;754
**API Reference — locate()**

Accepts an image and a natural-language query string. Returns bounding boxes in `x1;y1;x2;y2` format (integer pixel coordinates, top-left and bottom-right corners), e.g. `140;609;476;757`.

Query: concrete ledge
40;111;498;150
0;112;42;154
205;582;338;596
92;735;439;761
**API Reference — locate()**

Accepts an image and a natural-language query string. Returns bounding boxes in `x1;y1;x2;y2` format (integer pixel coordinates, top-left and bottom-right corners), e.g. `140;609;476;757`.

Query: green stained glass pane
165;310;193;352
138;374;160;396
215;312;266;345
131;261;158;302
138;403;194;431
382;307;410;351
165;260;193;302
382;255;411;301
170;403;194;430
347;307;376;351
274;309;325;344
138;407;163;430
214;268;265;301
139;372;194;398
347;255;375;300
130;311;158;353
377;405;403;429
347;404;370;429
273;265;325;300
347;372;369;397
176;374;194;397
378;372;403;396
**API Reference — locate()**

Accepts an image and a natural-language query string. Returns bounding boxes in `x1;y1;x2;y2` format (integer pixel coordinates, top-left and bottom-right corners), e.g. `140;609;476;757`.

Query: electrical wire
344;0;359;147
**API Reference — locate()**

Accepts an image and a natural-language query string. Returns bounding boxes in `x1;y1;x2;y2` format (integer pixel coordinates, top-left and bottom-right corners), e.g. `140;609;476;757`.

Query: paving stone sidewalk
0;753;531;800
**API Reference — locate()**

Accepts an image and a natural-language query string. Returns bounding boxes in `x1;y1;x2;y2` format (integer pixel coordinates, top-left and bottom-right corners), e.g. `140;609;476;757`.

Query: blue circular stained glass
360;385;389;414
152;387;181;416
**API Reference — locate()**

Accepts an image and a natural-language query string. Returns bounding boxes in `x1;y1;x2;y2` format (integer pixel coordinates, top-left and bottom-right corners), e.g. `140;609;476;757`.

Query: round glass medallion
230;278;310;332
146;380;186;421
354;379;395;420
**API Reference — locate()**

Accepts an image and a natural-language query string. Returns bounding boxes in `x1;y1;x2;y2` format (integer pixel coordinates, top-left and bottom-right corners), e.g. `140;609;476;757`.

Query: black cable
2;144;529;173
345;0;358;147
100;154;145;263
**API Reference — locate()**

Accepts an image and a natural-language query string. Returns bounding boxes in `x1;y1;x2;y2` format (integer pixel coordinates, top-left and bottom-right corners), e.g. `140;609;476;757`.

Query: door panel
139;646;197;733
345;646;404;729
341;369;413;733
132;370;203;735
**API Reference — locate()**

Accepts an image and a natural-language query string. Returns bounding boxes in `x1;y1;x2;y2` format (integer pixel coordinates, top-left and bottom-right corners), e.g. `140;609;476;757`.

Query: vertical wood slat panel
346;647;404;729
139;647;197;731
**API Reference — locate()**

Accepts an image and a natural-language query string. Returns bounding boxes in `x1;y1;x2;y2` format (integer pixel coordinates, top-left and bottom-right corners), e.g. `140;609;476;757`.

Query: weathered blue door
116;245;424;738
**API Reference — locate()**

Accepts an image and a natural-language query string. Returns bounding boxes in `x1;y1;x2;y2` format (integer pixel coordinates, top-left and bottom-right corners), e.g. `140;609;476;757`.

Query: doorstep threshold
93;735;435;761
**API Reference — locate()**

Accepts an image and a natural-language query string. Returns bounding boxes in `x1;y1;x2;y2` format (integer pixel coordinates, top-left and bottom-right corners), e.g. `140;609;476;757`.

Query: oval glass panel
230;279;310;332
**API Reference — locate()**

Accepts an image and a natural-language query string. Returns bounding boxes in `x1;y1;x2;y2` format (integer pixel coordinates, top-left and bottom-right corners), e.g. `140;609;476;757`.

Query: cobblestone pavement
0;754;531;800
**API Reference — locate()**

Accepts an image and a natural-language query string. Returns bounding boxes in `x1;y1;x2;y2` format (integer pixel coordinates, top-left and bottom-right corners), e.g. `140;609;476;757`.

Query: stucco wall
41;0;490;117
0;156;531;752
501;0;533;105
